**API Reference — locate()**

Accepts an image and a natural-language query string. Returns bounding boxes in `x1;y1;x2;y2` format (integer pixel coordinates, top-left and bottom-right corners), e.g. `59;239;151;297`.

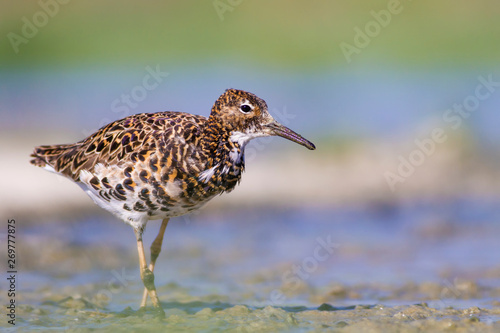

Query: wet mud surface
3;200;500;331
7;298;500;332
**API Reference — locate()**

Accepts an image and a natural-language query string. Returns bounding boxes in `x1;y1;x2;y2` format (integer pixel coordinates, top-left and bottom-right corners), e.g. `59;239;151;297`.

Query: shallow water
3;197;500;331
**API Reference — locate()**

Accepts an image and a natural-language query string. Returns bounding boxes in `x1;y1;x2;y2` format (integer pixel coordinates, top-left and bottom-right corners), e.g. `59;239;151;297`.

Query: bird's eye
240;104;252;113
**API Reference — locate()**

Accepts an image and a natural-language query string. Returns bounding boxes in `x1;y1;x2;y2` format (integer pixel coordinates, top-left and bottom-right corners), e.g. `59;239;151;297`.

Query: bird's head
210;89;316;150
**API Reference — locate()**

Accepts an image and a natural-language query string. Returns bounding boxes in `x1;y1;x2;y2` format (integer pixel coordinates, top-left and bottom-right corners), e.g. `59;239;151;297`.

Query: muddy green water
3;200;500;331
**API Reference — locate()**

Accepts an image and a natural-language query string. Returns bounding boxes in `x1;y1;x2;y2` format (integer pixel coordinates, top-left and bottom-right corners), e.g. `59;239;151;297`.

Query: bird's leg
140;218;169;307
134;226;164;317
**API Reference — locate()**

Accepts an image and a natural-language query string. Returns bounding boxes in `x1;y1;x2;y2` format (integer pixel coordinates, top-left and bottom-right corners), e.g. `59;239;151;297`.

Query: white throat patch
229;130;266;164
230;131;256;147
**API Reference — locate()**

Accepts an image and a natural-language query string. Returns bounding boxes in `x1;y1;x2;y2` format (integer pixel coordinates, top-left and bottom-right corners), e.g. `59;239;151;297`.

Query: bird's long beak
265;121;316;150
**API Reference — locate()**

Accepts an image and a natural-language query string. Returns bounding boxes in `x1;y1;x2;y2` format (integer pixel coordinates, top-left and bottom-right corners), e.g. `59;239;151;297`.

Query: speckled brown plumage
32;111;230;223
30;88;315;315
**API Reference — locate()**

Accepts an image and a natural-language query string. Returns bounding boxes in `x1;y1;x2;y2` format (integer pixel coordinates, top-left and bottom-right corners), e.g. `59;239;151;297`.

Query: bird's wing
30;112;207;181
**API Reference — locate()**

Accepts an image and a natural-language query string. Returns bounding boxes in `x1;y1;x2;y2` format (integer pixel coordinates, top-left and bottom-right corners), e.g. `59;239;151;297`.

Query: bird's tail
30;143;76;174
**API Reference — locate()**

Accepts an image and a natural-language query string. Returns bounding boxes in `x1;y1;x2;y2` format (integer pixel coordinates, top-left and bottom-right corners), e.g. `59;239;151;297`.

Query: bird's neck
202;117;240;164
201;117;245;187
202;116;225;157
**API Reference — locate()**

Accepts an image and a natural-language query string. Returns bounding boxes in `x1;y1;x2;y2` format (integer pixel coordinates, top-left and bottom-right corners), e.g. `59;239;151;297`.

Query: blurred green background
2;0;500;68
